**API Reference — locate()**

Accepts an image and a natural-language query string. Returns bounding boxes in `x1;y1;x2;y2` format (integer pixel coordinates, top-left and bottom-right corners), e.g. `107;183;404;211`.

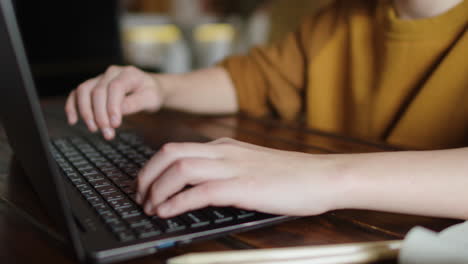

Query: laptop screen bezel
0;0;85;261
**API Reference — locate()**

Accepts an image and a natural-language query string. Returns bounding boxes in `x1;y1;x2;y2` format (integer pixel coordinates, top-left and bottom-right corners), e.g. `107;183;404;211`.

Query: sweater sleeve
219;16;316;121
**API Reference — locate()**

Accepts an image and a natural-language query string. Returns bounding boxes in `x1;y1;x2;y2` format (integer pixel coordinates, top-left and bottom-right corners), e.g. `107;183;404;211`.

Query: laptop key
82;191;97;200
113;179;133;188
98;164;117;171
77;165;94;172
125;215;151;228
124;169;138;178
90;179;112;188
108;198;133;209
114;205;135;215
62;167;74;174
106;171;127;179
73;160;90;167
101;191;124;202
121;186;136;195
134;226;162;239
65;172;80;179
77;184;92;192
87;196;102;206
180;211;211;228
100;210;117;220
153;217;187;233
203;208;234;224
95;184;119;194
70;177;86;186
94;203;112;214
130;220;153;229
81;169;101;177
116;230;136;242
121;209;143;219
230;208;256;219
99;166;118;173
105;217;122;226
108;222;129;233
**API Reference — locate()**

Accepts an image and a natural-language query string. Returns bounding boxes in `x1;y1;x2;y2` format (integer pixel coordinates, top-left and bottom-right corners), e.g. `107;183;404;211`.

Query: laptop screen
0;0;85;260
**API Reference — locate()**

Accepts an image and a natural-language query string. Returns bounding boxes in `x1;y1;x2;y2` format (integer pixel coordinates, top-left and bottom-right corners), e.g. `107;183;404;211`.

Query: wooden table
0;99;460;263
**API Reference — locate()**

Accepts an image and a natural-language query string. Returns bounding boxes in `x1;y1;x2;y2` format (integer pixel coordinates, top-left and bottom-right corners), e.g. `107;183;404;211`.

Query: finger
65;90;78;125
143;158;228;214
208;137;265;151
155;180;238;218
92;86;114;139
92;67;122;139
107;68;144;128
76;78;99;132
136;143;222;205
207;137;240;145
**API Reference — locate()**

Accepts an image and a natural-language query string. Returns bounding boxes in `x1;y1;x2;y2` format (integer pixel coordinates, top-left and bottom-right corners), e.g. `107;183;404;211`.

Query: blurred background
13;0;331;97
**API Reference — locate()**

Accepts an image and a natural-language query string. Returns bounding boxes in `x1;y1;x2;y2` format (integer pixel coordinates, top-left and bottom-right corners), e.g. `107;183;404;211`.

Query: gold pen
168;240;402;264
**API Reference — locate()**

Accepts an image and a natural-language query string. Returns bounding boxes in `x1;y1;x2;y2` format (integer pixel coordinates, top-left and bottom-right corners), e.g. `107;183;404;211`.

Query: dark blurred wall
13;1;122;97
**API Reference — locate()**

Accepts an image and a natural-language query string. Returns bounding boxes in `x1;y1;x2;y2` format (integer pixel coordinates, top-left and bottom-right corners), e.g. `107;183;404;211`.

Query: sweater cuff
218;55;269;118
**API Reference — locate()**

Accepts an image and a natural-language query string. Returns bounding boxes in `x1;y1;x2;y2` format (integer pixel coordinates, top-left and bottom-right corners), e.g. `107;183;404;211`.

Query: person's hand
136;138;346;218
65;65;164;140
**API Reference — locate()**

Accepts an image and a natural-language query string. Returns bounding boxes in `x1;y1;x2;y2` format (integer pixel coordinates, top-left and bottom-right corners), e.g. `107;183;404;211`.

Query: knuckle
212;137;233;144
173;159;192;175
108;80;122;91
106;65;120;73
76;83;90;94
67;90;76;98
124;65;138;73
160;142;180;155
217;143;238;153
220;137;234;142
91;87;105;98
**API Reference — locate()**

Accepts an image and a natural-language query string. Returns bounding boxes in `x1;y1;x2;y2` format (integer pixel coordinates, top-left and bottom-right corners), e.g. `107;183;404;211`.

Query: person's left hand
136;138;347;218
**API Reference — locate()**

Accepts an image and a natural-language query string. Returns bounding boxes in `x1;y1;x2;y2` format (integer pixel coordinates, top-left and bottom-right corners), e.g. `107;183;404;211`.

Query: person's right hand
65;65;165;140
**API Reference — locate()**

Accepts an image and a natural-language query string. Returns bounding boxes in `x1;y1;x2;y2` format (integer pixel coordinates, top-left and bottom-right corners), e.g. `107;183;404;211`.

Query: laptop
0;0;291;263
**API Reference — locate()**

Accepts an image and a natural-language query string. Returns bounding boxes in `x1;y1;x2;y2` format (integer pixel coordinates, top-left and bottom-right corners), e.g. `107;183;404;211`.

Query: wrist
299;153;361;214
323;154;364;211
150;73;177;108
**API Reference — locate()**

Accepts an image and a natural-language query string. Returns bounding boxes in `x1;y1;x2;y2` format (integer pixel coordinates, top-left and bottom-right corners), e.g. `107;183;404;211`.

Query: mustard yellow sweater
221;0;468;149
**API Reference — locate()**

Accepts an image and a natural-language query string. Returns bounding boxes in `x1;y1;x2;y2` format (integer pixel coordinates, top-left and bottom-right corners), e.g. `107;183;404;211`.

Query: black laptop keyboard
49;133;257;242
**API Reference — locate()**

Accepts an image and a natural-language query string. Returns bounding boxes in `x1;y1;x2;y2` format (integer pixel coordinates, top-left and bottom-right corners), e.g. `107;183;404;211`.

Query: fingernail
103;128;114;139
87;120;97;132
68;116;77;125
144;203;153;214
110;115;120;127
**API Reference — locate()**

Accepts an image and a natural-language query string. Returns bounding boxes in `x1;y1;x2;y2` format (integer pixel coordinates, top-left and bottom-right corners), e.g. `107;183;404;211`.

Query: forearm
154;67;238;115
336;148;468;219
